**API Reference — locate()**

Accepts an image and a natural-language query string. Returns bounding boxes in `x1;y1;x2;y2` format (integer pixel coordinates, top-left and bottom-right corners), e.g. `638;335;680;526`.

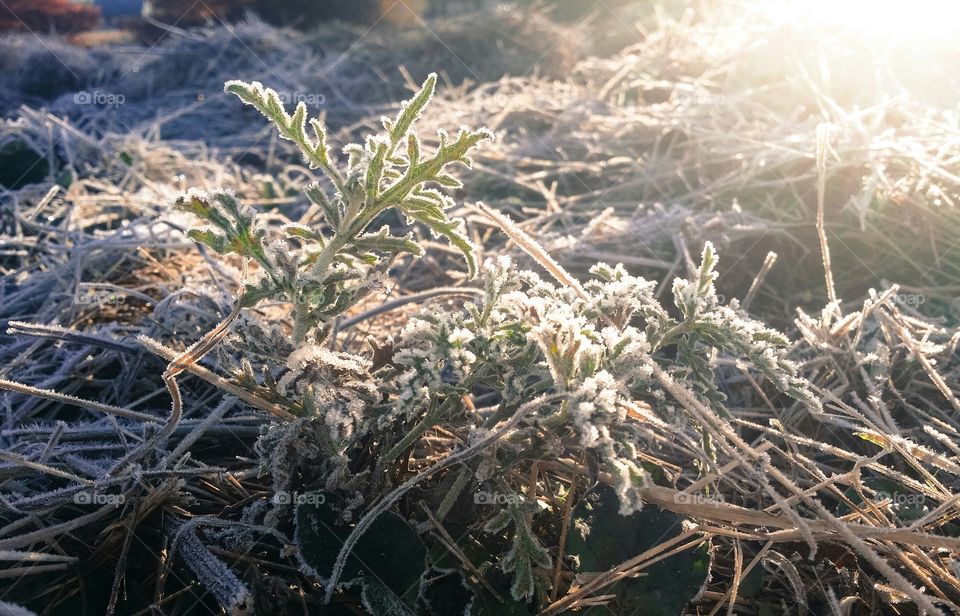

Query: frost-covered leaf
426;519;534;615
396;196;475;276
174;190;268;264
383;73;436;146
225;80;334;174
351;226;424;259
483;500;551;602
420;570;475;616
665;242;821;414
567;484;711;616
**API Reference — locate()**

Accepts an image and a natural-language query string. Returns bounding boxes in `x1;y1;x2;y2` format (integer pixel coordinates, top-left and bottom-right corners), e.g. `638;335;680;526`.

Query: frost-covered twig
0;378;160;424
169;521;253;616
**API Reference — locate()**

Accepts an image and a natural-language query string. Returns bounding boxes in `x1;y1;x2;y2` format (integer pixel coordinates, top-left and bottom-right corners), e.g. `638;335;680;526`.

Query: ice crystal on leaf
381;249;818;517
175;74;491;343
277;345;379;447
484;500;552;602
170;73;821;609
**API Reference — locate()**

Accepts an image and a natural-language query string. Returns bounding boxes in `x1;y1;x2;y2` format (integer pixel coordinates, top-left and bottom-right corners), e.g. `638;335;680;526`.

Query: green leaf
483;501;551;602
433;173;463;189
239;279;279;308
425;521;532;615
175;191;269;263
174;193;215;219
186;229;228;253
295;492;427;615
351;226;424;258
738;565;766;599
696;241;718;297
290;102;309;141
398;198;476;277
384;73;437;148
366;141;389;202
305;181;342;230
284;223;326;243
225;80;336;176
567;484;711;616
419;570;475;616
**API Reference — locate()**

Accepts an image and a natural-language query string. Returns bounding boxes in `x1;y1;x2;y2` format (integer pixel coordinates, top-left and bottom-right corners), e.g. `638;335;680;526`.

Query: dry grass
2;2;960;614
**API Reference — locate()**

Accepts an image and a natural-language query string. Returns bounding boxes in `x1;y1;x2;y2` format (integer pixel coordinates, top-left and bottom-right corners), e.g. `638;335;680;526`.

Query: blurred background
2;0;960;325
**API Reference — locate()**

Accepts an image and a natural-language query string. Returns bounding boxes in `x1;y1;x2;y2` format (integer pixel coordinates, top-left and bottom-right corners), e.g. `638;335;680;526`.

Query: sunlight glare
760;0;960;39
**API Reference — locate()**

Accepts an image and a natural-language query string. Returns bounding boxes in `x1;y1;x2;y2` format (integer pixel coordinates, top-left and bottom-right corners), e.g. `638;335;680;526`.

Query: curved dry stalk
110;303;243;476
138;335;294;420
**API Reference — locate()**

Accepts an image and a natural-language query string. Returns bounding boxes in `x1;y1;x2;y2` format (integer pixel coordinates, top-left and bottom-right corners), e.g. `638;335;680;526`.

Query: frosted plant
171;74;490;452
383;248;819;519
174;73;491;343
169;72;821;613
667;243;820;415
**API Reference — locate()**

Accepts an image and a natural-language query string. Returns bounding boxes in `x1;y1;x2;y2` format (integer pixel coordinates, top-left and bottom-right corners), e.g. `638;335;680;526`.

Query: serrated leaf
483;501;551;603
425;522;531;616
567;484;711;616
397;199;476;276
239;279;278;307
406;133;421;167
366;142;389;201
290;102;308;140
420;570;475;616
697;241;718;294
226;80;334;173
305;181;342;230
387;73;437;146
433;173;463;189
186;229;228;253
174;194;215;219
351;226;424;258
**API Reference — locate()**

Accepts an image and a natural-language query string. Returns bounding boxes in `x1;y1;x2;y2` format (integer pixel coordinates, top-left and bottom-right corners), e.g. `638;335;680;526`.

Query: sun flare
760;0;960;39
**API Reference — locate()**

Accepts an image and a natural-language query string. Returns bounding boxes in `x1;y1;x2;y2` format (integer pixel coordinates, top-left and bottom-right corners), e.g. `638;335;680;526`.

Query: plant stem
381;397;453;466
436;468;473;522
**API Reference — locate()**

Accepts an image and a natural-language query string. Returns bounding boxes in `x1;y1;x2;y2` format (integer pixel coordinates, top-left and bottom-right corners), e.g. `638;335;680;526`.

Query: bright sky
759;0;960;39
